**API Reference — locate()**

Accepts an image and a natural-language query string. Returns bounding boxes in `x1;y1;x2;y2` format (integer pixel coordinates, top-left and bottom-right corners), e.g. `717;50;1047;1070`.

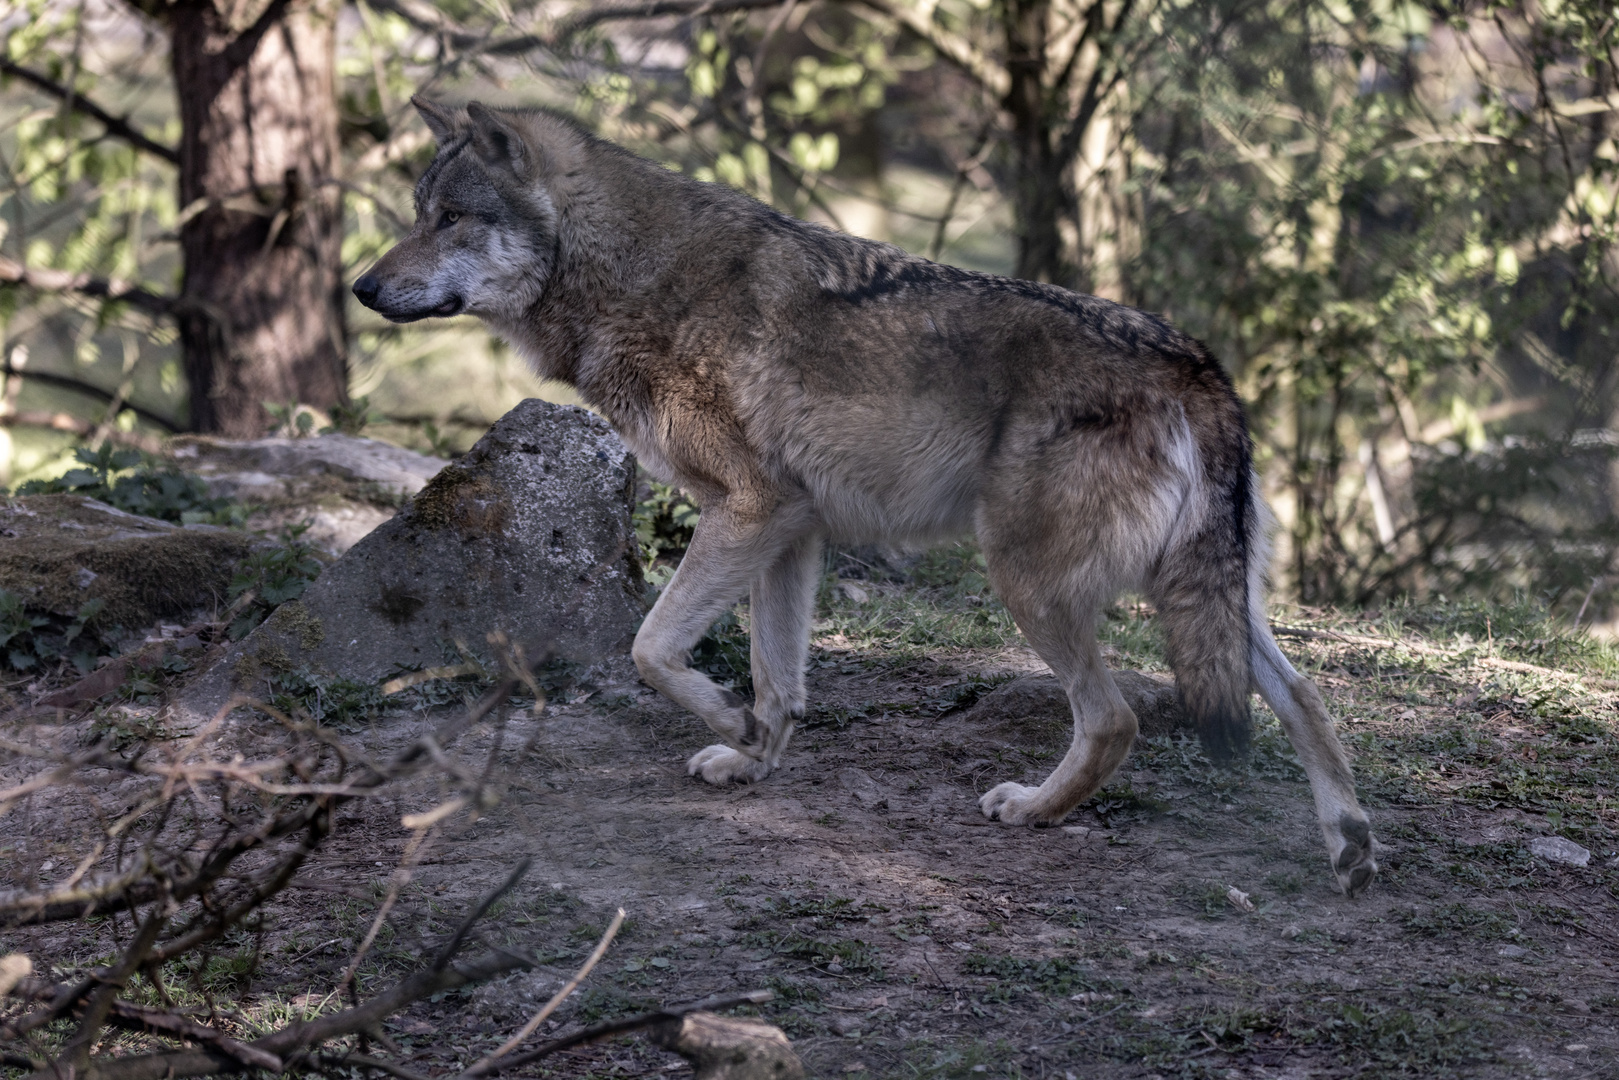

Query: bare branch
465;906;625;1074
0;254;178;318
0;410;169;451
472;990;775;1075
0;60;179;164
432;857;532;969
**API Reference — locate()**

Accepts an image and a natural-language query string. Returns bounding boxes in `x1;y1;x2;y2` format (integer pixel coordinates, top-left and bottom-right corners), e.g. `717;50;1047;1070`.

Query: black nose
352;273;381;306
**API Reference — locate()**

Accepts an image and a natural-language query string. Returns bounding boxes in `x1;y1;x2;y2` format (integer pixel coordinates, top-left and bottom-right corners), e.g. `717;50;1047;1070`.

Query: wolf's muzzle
351;273;382;307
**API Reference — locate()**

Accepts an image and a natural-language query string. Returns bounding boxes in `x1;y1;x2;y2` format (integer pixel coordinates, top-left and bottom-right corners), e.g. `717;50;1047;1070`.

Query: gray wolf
352;98;1379;897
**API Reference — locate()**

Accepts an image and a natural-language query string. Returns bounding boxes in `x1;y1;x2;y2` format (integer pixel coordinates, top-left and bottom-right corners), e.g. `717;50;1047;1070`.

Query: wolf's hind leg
1250;622;1378;897
977;595;1138;826
633;504;809;782
688;533;821;784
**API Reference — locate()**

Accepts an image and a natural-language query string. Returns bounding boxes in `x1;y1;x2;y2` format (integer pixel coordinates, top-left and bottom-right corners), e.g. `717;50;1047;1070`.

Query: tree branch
0;254;177;317
0;411;168;452
0;361;181;433
0;60;179;164
220;0;298;72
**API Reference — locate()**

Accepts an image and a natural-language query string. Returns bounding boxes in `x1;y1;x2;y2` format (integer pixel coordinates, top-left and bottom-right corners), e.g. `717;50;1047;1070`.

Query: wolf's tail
1150;381;1258;763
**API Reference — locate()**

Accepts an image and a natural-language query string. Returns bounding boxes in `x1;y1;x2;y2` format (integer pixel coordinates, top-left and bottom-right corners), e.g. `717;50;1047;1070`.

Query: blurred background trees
1;0;1616;617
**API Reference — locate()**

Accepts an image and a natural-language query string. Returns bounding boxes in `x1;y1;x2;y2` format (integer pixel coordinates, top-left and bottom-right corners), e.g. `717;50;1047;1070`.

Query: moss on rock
0;495;253;630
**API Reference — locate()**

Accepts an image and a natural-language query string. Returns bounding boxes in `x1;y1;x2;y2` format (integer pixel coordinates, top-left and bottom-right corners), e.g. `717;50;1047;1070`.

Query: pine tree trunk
168;0;346;436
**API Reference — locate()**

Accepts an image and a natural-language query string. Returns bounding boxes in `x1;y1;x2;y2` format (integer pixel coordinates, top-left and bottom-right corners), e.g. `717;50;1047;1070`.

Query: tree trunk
1001;0;1073;287
168;0;347;436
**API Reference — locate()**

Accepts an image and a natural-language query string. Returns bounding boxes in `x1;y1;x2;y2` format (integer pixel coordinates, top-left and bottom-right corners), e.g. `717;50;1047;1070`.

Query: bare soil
7;615;1619;1080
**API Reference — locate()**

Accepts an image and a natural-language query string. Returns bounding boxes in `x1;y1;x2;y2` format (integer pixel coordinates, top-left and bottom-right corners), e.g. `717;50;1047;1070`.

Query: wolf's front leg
632;501;814;784
687;532;823;784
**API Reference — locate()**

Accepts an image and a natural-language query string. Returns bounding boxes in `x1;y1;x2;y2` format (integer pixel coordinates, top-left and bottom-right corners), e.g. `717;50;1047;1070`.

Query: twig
432;859;532;970
463;906;626;1075
0;253;177;317
0;59;179;163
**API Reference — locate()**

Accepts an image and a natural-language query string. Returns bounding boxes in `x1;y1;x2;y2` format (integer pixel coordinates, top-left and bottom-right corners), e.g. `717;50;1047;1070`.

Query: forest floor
6;559;1619;1080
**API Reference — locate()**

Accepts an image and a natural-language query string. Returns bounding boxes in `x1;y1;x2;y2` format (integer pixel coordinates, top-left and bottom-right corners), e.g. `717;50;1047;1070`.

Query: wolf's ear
412;96;458;144
465;101;530;177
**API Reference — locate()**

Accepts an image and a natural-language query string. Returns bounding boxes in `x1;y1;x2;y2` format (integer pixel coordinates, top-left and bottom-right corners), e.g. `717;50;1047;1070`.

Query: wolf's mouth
377;295;463;323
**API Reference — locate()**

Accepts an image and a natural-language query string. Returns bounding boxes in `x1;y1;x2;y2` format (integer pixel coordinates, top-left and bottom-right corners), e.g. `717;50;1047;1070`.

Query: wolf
352;97;1379;896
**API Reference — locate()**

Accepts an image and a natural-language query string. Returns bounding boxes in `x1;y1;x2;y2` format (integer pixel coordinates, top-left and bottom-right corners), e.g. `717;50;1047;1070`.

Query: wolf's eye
439;210;461;229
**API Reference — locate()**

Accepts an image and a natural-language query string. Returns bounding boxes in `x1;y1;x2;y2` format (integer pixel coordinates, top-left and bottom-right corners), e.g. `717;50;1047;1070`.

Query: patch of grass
1402;903;1517;941
895;1038;1021;1080
1293;999;1496;1076
765;892;875;927
960;953;1098;1001
574;985;655;1023
742;930;882;975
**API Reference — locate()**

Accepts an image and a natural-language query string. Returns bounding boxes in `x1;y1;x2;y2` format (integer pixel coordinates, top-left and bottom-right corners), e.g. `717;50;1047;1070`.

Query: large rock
961;670;1189;749
0;495;253;631
183;400;644;708
169;433;448;555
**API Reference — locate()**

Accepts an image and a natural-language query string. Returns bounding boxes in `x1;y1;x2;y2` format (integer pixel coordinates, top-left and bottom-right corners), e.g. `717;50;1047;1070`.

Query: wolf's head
352;98;559;324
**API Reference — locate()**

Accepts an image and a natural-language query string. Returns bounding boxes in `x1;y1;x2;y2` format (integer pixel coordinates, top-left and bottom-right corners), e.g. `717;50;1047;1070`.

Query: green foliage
14;445;242;525
262;401;317;438
265;668;386;731
634;477;700;570
691;607;752;694
226;524;324;640
0;588;105;672
321;395;380;436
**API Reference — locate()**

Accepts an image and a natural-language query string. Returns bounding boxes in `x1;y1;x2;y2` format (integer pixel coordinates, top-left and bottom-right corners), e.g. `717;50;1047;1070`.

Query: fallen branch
471;990;776;1075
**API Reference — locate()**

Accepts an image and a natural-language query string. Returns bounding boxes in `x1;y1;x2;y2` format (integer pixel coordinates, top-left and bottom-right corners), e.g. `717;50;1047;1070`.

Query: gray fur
352;97;1378;896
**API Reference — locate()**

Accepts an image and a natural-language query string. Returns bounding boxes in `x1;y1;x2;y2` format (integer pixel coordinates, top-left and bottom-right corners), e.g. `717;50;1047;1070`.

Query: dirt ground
6;599;1619;1080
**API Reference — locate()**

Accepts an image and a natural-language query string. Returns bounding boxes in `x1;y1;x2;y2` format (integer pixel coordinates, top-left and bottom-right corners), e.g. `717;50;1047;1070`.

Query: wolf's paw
687;744;773;785
979;782;1048;826
1332;813;1379;898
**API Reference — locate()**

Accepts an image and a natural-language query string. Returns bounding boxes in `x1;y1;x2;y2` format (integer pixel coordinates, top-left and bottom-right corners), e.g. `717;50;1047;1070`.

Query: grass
959;954;1101;1001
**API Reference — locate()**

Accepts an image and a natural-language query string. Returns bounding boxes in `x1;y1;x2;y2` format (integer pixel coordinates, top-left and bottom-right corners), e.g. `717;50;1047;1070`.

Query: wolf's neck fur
491;126;795;439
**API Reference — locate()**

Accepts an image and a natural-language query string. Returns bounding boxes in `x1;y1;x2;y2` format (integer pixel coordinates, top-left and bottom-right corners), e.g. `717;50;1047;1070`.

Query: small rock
1061;825;1092;838
0;954;32;998
171;432;449;555
1498;944;1528;958
1529;836;1590;867
1282;924;1302;940
1226;887;1255;913
837;768;888;810
73;566;97;589
835;581;869;603
949;941;972;953
1563;998;1591;1014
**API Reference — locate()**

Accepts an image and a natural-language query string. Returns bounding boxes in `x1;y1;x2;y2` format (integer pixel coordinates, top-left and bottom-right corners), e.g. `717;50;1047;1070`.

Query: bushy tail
1152;418;1257;763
